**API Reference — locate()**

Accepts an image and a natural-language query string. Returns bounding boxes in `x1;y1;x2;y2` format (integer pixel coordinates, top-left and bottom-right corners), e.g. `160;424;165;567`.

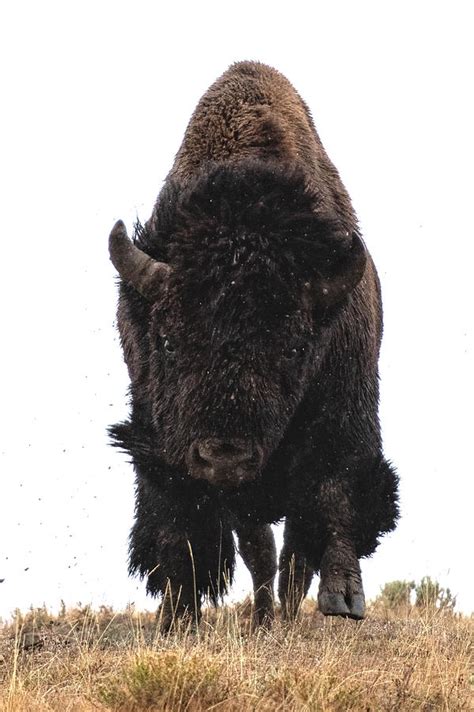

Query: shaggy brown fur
109;61;398;629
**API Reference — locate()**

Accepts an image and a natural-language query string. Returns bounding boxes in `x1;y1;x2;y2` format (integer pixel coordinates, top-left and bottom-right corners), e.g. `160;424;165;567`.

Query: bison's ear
304;231;367;310
109;220;171;301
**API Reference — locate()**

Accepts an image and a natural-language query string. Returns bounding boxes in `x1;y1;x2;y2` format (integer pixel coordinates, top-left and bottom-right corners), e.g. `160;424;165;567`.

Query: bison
109;61;399;630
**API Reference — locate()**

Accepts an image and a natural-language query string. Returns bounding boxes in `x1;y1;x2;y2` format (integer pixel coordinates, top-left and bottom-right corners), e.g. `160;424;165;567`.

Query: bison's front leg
278;518;315;621
280;521;365;621
235;523;277;626
151;529;208;632
313;475;367;619
129;475;235;633
284;455;398;621
315;456;398;620
317;538;365;619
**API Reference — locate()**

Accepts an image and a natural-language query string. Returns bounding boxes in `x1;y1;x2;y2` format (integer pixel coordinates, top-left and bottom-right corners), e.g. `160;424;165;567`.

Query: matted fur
109;61;399;628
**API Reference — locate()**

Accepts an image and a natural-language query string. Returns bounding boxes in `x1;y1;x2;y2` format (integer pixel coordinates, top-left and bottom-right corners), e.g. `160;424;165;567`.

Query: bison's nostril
197;439;255;466
220;443;243;457
201;442;238;460
247;444;264;469
187;439;262;483
192;444;210;467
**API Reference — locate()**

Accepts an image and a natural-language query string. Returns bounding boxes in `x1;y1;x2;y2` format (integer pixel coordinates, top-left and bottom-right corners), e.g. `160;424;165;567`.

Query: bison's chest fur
109;61;399;629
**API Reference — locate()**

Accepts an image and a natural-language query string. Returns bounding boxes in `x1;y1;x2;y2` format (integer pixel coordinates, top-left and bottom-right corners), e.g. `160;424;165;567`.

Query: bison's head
110;161;366;488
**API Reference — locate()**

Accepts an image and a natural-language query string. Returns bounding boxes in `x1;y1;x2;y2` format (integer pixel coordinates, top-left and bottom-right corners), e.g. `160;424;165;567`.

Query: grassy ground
0;601;472;711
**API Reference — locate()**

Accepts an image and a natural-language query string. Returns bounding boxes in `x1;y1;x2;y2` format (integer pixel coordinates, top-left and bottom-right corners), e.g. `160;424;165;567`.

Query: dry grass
0;601;472;711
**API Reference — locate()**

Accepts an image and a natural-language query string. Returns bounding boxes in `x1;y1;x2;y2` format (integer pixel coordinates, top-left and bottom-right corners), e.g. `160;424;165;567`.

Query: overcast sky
1;1;473;619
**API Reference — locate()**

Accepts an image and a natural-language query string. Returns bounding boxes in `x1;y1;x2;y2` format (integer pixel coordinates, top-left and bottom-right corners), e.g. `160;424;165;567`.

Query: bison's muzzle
187;438;263;487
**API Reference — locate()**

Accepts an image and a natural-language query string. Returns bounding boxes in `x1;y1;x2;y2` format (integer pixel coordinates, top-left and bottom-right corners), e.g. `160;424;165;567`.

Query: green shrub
415;576;456;611
376;580;415;609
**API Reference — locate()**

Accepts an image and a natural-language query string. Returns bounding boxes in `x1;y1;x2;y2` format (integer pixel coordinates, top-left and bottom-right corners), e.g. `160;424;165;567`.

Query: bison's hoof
348;593;366;620
253;609;275;630
318;591;365;620
157;603;201;634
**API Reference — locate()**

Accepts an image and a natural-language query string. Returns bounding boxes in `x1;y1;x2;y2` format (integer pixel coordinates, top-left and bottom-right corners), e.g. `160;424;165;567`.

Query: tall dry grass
0;601;472;711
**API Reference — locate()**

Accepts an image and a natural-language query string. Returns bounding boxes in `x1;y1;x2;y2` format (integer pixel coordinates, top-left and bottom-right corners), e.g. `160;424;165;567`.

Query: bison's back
169;62;354;226
171;62;313;173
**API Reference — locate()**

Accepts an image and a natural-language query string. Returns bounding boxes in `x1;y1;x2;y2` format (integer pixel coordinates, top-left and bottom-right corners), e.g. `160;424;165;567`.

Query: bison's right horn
109;220;171;301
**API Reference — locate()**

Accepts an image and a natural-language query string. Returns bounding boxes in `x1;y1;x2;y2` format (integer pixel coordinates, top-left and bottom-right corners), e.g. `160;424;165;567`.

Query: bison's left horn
109;220;171;301
305;231;367;309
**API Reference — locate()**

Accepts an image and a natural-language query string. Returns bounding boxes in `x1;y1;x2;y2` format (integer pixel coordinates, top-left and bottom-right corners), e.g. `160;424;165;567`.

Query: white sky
1;1;473;619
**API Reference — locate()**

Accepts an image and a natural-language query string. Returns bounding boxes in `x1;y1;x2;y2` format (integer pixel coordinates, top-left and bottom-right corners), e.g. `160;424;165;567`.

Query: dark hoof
318;591;351;617
318;591;366;620
348;593;366;620
156;604;200;634
254;610;274;630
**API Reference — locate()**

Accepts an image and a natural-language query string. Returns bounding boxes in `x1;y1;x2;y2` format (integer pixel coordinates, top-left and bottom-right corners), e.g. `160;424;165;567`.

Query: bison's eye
163;336;176;356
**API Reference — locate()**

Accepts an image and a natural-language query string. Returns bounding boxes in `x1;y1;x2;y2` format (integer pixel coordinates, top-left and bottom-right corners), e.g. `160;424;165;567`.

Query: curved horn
305;231;367;308
109;220;171;301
